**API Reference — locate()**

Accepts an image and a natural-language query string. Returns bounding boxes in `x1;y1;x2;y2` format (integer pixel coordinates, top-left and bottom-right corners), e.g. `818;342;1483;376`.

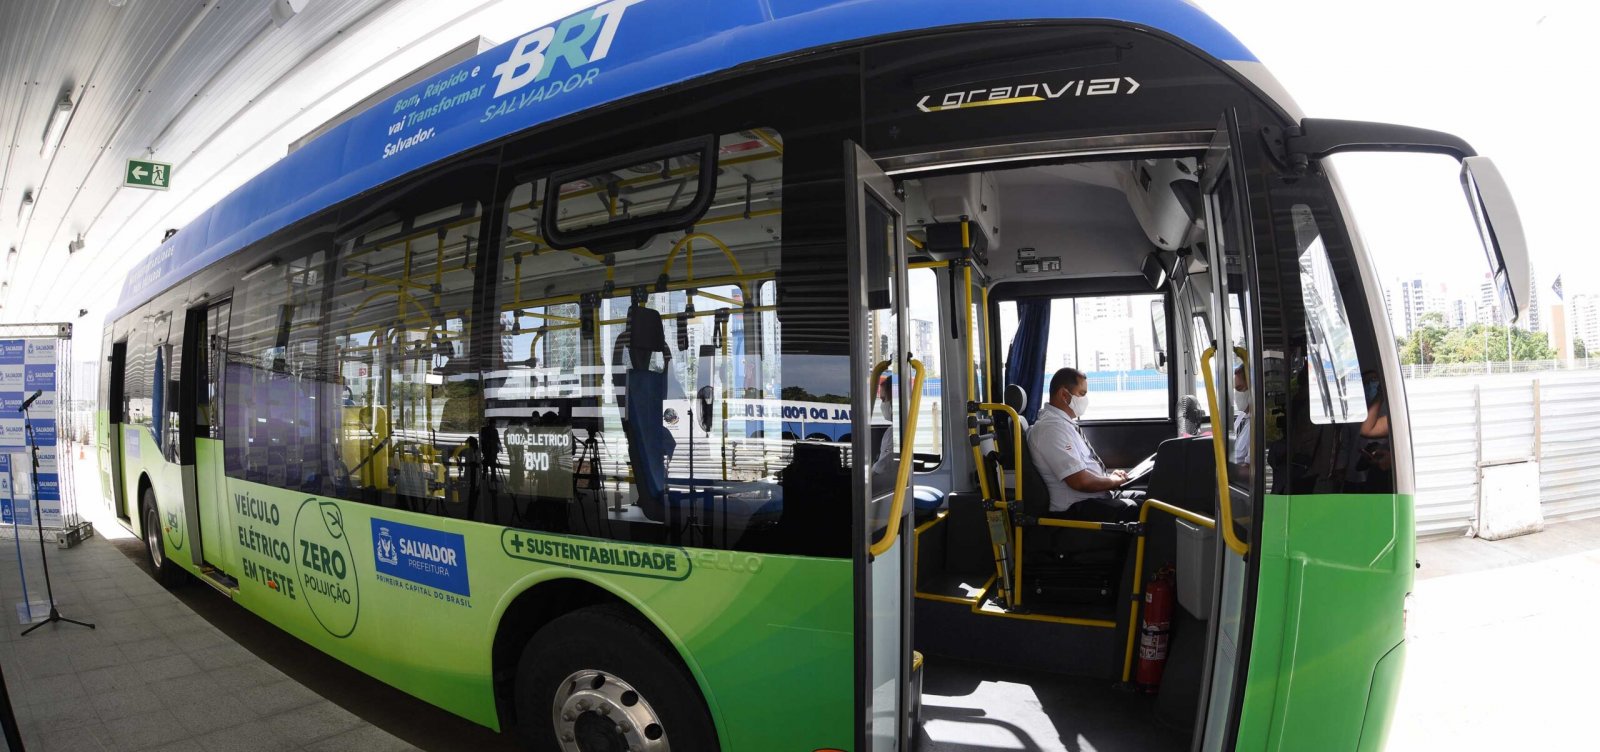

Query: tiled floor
1;524;419;752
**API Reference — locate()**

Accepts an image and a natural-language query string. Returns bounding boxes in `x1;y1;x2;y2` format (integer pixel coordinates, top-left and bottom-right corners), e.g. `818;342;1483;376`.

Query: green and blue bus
97;1;1531;750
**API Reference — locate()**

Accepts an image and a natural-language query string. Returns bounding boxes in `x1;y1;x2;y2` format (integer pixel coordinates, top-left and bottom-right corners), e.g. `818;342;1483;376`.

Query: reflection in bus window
1293;204;1367;424
486;129;851;556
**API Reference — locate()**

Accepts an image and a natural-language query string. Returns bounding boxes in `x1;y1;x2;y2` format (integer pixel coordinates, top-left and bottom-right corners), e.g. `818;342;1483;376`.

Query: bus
96;1;1530;750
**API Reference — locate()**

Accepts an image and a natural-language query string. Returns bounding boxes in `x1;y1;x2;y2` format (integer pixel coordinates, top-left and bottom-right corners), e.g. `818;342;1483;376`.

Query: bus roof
111;0;1256;323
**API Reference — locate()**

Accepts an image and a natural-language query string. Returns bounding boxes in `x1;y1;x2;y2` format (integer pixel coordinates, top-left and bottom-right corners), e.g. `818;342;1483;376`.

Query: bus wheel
515;606;717;752
141;487;185;589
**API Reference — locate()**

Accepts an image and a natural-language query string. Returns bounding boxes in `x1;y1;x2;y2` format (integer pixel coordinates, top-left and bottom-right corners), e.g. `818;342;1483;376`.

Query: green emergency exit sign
124;159;172;190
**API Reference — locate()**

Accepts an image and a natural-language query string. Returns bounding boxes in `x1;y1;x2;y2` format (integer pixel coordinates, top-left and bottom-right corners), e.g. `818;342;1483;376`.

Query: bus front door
183;300;236;582
847;141;915;751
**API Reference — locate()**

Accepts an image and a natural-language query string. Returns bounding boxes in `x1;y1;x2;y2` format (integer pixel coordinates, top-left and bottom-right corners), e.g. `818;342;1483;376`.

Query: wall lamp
42;91;74;156
18;190;35;223
68;234;85;254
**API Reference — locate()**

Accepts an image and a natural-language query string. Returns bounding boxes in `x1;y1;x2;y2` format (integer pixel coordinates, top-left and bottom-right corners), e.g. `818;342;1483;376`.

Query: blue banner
371;518;471;597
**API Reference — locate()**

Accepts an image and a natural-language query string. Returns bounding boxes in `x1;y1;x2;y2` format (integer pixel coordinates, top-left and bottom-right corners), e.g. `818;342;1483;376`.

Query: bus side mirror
1459;157;1531;325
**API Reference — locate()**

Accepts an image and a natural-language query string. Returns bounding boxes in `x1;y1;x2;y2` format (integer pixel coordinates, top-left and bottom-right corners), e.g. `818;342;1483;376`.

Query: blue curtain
1004;298;1050;423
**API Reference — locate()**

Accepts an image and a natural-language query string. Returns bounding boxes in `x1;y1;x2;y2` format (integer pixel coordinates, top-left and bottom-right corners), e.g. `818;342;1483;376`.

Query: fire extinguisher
1135;565;1176;693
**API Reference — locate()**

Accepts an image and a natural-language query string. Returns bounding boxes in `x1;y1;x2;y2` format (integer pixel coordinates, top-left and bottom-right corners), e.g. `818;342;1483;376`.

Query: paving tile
101;617;165;645
35;719;115;752
13;647;75;678
128;652;204;683
196;717;294;752
69;644;128;674
303;723;423;752
105;706;193;750
119;634;186;663
188;642;255;671
157;673;227;711
17;673;86;708
263;700;365;747
168;693;252;737
90;687;167;723
234;677;324;717
212;661;289;693
138;740;206;752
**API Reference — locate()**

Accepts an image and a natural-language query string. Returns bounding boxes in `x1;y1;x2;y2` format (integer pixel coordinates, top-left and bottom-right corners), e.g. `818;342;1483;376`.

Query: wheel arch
135;472;154;533
488;572;726;742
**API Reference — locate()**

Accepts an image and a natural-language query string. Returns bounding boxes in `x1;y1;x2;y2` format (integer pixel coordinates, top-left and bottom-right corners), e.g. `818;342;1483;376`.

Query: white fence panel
1405;368;1600;537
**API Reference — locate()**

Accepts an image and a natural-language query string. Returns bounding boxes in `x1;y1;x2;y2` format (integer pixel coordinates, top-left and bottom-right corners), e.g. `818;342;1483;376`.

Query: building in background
1572;293;1600;353
1524;266;1542;332
1478;272;1504;325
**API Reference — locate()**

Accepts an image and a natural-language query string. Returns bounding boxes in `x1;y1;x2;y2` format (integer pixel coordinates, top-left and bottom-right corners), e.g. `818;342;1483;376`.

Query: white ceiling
0;0;593;351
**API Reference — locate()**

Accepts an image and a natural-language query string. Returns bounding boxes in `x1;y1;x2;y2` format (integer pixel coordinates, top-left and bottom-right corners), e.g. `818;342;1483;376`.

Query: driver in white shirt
1027;367;1142;522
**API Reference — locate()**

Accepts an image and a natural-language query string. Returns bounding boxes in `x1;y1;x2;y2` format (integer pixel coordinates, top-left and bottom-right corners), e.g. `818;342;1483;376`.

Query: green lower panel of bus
116;433;854;751
1237;492;1414;752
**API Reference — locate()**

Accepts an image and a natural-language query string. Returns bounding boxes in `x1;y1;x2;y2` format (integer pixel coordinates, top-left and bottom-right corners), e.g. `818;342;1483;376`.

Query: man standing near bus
1028;367;1141;522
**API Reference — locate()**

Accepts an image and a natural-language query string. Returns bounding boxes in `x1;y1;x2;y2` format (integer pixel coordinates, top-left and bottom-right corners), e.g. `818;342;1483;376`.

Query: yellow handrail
869;358;925;558
974;402;1024;507
1199;346;1250;557
1120;498;1218;683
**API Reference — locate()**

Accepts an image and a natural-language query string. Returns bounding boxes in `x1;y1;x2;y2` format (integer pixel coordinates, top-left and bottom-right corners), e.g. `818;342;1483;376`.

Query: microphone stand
19;397;94;636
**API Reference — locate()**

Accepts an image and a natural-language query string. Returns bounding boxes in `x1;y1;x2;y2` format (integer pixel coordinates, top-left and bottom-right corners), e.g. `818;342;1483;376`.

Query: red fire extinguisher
1135;565;1176;693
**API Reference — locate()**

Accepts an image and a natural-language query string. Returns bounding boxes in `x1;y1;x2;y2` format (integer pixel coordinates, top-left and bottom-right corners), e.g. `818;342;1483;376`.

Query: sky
1200;0;1596;307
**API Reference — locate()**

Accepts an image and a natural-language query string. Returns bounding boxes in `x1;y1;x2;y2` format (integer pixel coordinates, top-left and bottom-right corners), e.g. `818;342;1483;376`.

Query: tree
1413;322;1556;365
1577;338;1589;359
1398;312;1449;365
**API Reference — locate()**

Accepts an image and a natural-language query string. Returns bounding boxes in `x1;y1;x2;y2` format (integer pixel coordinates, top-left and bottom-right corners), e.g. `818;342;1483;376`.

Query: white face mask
1232;385;1251;413
1068;392;1090;418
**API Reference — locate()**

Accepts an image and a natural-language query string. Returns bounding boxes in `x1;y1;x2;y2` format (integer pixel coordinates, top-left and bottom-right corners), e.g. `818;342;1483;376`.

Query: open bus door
1195;109;1263;751
181;299;237;584
846;141;917;751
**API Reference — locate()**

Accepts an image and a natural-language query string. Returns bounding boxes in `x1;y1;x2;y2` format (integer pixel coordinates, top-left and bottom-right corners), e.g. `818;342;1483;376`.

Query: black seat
994;384;1030;470
1015;427;1124;604
1144;436;1217;517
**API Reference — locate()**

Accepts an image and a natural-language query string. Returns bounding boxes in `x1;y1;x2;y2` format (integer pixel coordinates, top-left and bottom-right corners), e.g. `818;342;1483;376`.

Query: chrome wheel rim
551;669;669;752
145;505;164;568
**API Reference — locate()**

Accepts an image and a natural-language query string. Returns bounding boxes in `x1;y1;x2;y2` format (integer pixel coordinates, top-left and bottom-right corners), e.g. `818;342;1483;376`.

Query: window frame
989;276;1179;424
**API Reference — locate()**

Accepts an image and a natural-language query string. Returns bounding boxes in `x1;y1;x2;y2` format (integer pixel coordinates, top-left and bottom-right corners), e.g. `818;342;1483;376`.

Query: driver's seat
1015;427;1125;605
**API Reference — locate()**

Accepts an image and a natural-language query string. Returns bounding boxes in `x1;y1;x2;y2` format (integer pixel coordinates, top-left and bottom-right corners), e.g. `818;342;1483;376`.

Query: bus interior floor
917;656;1189;752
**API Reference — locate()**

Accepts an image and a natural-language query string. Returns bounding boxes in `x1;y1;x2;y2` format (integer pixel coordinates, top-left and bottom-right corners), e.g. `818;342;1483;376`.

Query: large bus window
224;249;334;492
125;324;152;432
487;128;851;556
997;293;1168;421
324;190;485;513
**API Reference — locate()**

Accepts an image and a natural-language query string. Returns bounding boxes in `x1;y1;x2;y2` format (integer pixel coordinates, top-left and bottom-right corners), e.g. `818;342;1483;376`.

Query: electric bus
96;1;1530;750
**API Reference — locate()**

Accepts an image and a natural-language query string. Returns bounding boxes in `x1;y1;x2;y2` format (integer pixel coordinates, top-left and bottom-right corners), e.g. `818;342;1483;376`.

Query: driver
1027;367;1142;522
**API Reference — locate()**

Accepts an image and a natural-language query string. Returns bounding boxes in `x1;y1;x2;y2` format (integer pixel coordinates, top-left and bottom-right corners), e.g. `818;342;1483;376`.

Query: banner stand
0;323;91;549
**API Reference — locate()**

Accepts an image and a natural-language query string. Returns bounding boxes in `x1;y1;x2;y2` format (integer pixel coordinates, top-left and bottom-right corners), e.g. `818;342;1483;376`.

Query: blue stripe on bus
111;0;1254;321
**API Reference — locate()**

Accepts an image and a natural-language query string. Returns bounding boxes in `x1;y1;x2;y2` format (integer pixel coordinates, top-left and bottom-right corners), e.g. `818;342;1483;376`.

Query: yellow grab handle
1200;346;1250;557
870;358;926;558
976;402;1025;506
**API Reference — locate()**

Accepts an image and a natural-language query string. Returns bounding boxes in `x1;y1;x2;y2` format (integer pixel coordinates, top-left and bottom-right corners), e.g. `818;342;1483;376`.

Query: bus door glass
189;299;235;576
848;142;913;751
1197;110;1263;749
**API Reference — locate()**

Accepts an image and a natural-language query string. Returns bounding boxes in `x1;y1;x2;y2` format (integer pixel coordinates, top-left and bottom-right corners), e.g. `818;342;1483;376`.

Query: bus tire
514;605;718;752
141;486;186;589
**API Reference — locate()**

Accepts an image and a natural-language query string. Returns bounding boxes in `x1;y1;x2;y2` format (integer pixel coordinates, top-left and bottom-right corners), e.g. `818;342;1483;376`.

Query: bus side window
488;127;850;556
324;171;489;515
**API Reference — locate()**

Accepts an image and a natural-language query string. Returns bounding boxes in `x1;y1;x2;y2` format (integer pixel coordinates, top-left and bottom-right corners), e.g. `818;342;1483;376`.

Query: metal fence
1407;365;1600;537
1402;358;1600;379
